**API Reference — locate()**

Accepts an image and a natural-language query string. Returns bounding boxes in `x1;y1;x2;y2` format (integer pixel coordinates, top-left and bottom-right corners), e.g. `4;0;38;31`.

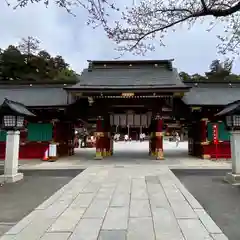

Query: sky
0;0;239;75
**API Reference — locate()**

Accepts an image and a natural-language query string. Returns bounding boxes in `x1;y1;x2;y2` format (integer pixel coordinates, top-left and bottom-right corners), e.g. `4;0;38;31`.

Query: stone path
0;165;228;240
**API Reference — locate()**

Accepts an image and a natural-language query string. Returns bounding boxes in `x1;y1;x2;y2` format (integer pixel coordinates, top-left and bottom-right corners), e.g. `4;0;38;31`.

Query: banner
213;124;219;144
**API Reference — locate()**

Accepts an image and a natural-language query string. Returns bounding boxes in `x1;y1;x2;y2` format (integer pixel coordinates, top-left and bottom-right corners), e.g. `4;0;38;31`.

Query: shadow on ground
173;169;240;240
0;169;83;236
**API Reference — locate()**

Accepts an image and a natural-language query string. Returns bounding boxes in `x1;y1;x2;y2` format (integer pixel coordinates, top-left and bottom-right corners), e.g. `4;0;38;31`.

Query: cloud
0;0;239;75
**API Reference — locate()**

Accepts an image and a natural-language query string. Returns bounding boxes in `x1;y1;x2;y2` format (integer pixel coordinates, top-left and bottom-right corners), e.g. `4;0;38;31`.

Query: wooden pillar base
151;151;156;157
95;149;103;160
156;148;164;160
102;148;107;157
48;156;58;162
202;154;211;159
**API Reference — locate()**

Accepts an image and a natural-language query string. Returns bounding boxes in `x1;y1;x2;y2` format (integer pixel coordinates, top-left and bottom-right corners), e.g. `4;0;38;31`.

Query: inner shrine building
0;59;240;160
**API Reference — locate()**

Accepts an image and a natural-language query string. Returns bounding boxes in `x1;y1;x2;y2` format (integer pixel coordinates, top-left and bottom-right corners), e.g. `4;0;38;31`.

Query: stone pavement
0;165;228;240
17;141;231;171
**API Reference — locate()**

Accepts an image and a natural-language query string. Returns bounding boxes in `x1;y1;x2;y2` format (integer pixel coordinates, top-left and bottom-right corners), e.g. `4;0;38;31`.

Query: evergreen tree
0;39;78;82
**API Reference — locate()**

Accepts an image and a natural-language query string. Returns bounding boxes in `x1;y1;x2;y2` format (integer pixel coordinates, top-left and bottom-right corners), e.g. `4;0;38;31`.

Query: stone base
224;172;240;185
0;173;23;183
94;155;103;160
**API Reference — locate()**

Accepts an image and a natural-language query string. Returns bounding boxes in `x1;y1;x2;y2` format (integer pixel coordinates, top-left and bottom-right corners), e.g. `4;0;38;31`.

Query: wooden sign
121;92;134;97
49;144;57;157
213;124;219;160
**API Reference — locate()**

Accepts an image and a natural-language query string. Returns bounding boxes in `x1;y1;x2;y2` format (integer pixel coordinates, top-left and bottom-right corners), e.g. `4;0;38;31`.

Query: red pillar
149;139;151;156
148;120;152;156
95;116;105;159
149;118;156;157
155;114;164;160
103;116;111;157
200;118;208;143
200;118;210;159
110;133;114;156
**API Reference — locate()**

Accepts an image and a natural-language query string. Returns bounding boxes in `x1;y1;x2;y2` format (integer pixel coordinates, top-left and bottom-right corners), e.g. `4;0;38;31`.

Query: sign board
121;92;134;97
212;124;219;160
213;124;219;144
49;144;57;157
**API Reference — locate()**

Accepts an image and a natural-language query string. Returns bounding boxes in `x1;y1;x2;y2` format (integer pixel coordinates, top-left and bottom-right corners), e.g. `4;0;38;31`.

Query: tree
105;0;240;55
57;68;77;81
0;45;25;80
223;58;233;72
18;36;40;56
38;50;51;60
191;73;207;81
52;55;69;71
209;59;233;74
209;60;222;73
180;58;236;82
10;0;240;55
206;58;233;80
179;72;191;81
0;39;78;82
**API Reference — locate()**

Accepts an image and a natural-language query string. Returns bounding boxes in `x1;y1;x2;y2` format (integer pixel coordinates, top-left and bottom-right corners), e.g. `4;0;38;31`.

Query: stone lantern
216;100;240;185
0;99;35;183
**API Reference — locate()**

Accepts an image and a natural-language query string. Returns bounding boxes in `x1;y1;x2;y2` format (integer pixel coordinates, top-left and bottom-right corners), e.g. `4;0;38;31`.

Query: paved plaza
0;141;230;240
19;141;231;170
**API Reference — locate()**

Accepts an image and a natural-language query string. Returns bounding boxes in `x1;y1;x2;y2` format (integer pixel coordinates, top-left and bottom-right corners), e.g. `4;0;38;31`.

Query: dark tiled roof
216;100;240;116
67;67;186;89
0;85;69;107
183;87;240;105
88;59;174;66
1;99;35;116
88;59;173;63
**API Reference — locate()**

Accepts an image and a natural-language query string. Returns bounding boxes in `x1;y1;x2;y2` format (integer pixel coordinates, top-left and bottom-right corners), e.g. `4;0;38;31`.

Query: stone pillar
95;116;104;160
225;131;240;185
0;131;23;183
155;115;164;160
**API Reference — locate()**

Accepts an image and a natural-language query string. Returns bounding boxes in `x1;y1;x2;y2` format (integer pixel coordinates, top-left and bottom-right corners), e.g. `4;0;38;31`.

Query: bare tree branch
7;0;240;55
103;0;240;55
200;0;208;11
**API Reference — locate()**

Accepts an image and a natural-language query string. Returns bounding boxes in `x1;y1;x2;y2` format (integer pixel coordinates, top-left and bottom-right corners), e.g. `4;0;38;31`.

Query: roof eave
87;59;174;64
184;103;226;106
64;86;191;93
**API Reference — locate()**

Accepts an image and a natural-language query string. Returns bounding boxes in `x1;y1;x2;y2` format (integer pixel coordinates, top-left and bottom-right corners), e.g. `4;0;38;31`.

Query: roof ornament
88;97;94;106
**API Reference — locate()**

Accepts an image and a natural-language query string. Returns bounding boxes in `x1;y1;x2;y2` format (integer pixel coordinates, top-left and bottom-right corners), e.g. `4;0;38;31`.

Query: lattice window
233;116;240;127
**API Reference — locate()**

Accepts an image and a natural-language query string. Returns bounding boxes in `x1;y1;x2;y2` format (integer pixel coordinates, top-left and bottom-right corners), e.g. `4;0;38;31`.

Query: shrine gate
0;59;239;160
